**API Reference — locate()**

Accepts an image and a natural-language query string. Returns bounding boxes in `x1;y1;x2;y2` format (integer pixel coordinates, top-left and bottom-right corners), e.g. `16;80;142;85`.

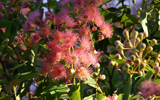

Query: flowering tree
0;0;160;100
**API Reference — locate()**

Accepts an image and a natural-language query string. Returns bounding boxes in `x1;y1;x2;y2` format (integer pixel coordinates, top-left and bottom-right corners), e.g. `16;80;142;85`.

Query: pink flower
79;27;90;37
60;0;70;6
21;1;30;8
53;31;63;42
79;11;92;23
63;16;76;27
20;7;31;15
157;85;160;96
0;2;3;11
105;94;118;100
100;22;113;38
79;37;92;50
40;25;50;37
42;60;53;77
93;14;104;26
76;67;92;80
140;80;156;97
28;10;40;21
24;20;31;32
49;65;67;81
31;33;40;44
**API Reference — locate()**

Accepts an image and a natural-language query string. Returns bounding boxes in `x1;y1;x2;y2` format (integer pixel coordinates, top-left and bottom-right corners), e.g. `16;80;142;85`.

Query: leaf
6;79;21;92
96;93;105;100
19;72;40;82
109;54;126;64
69;83;83;100
86;76;104;95
123;74;132;100
134;71;153;89
154;30;160;37
31;43;39;68
9;61;28;70
0;78;8;84
34;0;42;10
117;94;123;100
20;79;33;98
0;69;5;74
140;12;149;37
0;95;12;100
130;94;141;100
0;21;13;28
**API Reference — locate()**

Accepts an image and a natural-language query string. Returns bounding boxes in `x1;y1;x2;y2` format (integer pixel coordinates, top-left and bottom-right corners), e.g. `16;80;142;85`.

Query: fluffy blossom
49;65;67;81
104;94;118;100
157;85;160;96
140;80;156;98
76;67;92;80
100;22;113;38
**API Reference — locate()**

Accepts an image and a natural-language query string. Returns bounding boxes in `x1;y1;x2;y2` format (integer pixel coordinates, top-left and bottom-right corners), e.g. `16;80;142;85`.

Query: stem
14;86;17;100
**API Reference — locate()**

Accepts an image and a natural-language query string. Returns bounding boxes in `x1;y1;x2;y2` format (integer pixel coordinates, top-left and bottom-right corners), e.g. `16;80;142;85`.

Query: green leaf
154;30;160;37
0;69;5;74
0;95;12;100
34;0;42;10
20;79;33;98
117;94;123;100
96;93;105;100
0;21;13;28
109;54;126;64
19;72;40;82
140;12;149;37
9;61;28;70
6;79;21;92
130;94;141;100
123;74;132;100
0;78;8;84
134;71;153;89
31;43;39;68
69;83;83;100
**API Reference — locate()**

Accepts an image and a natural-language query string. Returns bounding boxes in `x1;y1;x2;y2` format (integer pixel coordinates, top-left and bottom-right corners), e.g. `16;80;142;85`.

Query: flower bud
154;66;160;73
70;69;75;74
146;46;153;54
77;20;81;26
122;63;130;70
135;37;141;46
123;30;129;40
130;54;136;61
8;58;13;63
92;26;97;31
132;0;136;5
109;61;116;67
102;85;107;91
143;32;148;38
95;68;100;74
150;39;157;46
100;75;106;80
130;48;137;54
126;41;133;48
140;62;146;68
74;7;79;14
138;70;143;76
86;89;93;95
138;8;142;12
4;38;9;43
115;53;122;60
133;31;138;39
134;58;141;65
14;36;19;43
93;72;99;78
140;43;146;51
116;45;123;50
95;63;100;68
99;35;104;40
114;40;123;46
138;33;144;41
151;4;154;9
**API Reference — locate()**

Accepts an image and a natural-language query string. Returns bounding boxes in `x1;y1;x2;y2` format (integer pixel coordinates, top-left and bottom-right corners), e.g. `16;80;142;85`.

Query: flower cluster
20;0;113;83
